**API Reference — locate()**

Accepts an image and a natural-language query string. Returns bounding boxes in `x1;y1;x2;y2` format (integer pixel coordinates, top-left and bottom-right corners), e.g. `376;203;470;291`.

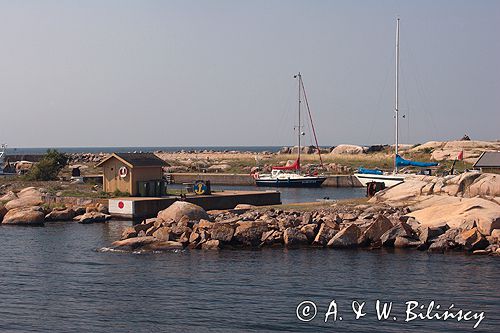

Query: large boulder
210;223;235;243
380;222;416;247
358;215;393;245
393;236;422;248
284;228;308;248
430;140;500;162
202;239;221;250
134;220;156;233
299;223;318;242
5;192;44;211
152;227;172;241
327;224;361;248
467;174;500;197
45;208;76;221
491;229;500;242
157;201;209;222
0;191;17;202
121;227;138;240
419;226;444;243
455;228;489;251
330;144;365;155
427;229;460;253
261;230;283;246
409;141;445;153
421;140;493;162
112;236;158;249
144;241;184;251
428;238;453;253
17;187;42;198
443;172;482;195
278;147;291;154
75;212;111;224
2;206;45;225
234;221;268;246
370;176;432;204
407;196;500;235
313;224;338;246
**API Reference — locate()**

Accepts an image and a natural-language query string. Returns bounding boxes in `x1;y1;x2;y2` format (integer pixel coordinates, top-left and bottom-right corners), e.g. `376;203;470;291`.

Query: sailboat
354;18;438;188
253;73;327;187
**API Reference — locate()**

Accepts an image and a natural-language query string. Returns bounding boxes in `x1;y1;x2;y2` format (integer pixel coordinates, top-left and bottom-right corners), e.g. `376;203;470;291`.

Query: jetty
109;190;281;219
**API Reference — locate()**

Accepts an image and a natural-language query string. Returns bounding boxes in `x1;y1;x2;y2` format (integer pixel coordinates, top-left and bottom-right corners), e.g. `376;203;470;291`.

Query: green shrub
421;147;433;154
112;189;130;197
24;149;68;181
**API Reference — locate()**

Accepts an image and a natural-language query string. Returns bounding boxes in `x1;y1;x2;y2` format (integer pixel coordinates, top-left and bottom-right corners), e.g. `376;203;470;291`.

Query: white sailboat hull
353;173;405;188
254;170;326;188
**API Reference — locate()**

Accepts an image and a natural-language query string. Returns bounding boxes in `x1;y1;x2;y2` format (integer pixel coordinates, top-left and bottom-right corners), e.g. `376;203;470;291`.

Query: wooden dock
108;190;281;219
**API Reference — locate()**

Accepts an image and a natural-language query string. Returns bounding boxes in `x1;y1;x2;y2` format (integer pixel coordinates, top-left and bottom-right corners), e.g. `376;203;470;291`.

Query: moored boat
254;159;326;187
252;73;326;188
354;19;437;188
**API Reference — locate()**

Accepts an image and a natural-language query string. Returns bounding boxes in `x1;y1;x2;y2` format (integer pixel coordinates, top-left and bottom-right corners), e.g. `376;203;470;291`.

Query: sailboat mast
297;72;302;168
394;18;400;173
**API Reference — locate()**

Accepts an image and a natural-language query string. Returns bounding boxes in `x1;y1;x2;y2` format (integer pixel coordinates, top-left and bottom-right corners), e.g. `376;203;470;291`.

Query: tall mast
394;18;400;173
297;72;302;166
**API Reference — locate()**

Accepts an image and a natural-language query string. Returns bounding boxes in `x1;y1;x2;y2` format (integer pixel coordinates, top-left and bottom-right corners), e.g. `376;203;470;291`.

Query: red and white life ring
119;166;128;178
252;172;259;180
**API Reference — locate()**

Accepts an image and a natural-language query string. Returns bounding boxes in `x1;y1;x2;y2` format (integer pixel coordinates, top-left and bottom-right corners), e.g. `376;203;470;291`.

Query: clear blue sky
1;0;498;148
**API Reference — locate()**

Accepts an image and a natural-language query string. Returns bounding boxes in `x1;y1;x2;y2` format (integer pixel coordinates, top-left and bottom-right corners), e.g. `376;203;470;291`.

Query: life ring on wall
119;166;128;178
252;172;259;180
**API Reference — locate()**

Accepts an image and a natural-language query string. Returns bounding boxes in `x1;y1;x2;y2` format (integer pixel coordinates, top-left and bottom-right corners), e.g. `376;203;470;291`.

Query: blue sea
0;221;497;333
5;146;285;155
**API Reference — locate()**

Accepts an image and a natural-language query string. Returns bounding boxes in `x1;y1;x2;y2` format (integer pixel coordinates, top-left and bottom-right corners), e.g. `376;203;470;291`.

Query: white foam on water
96;247;127;253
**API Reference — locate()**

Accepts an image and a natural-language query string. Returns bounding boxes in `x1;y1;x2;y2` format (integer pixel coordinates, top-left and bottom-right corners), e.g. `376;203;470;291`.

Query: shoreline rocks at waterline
0;186;113;226
112;200;500;255
2;206;46;226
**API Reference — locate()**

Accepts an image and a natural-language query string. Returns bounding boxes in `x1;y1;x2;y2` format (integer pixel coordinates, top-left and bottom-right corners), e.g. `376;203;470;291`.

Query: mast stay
300;77;324;167
394;18;400;173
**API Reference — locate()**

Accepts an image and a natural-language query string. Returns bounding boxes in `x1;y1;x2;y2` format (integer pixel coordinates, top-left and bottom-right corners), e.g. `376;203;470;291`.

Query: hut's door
107;160;120;193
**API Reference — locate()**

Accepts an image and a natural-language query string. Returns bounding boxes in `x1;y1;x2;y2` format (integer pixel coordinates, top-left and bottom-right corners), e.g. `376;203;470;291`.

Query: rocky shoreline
0;187;111;226
112;200;500;255
1;171;499;257
113;172;500;255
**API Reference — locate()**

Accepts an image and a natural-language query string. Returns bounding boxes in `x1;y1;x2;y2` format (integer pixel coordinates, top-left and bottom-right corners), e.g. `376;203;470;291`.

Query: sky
0;0;499;148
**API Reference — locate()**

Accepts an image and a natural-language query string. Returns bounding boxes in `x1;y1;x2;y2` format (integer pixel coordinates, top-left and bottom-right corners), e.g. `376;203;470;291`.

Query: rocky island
1;140;499;257
112;172;500;255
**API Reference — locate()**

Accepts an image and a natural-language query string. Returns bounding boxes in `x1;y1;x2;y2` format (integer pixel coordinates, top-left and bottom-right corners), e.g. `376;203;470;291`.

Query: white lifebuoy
119;166;128;178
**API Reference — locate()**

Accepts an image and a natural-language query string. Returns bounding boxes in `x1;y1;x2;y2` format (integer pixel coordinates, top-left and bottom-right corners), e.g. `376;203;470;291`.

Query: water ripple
0;221;498;332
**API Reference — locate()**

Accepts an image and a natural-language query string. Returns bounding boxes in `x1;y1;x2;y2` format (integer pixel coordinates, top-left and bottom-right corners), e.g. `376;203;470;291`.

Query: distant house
472;151;500;174
96;153;167;195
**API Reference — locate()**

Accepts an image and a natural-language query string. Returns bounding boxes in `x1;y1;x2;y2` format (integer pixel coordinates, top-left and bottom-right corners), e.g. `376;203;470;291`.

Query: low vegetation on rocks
24;149;68;181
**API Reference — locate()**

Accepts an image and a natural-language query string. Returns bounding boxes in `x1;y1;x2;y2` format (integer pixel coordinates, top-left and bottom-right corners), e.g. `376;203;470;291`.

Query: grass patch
260;197;369;212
